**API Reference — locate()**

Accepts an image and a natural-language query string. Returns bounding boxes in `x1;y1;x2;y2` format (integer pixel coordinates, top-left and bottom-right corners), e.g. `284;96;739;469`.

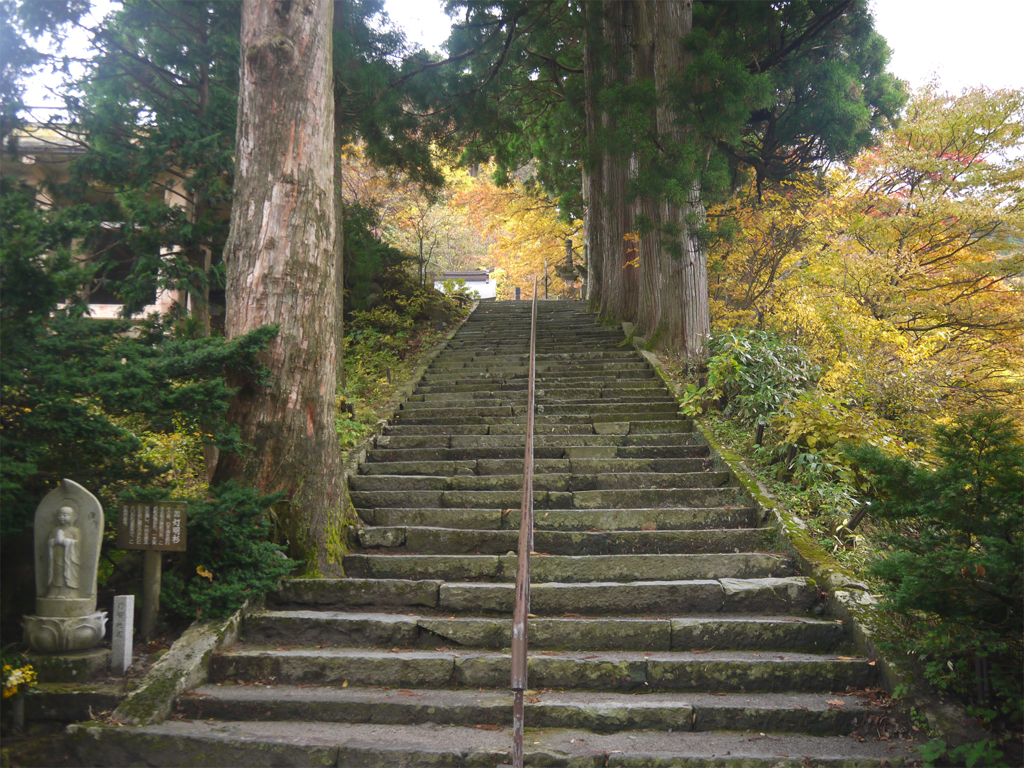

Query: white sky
22;0;1024;111
384;0;1024;93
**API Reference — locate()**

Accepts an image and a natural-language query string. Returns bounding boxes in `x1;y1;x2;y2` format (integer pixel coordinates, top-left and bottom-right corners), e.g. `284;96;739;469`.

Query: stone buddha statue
25;480;107;653
46;504;82;598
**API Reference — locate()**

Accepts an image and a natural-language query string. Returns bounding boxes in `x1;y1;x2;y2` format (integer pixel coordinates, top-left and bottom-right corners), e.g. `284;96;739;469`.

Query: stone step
436;350;640;362
272;577;818;616
69;719;919;767
413;380;666;394
175;685;870;736
426;360;651;373
349;486;742;510
400;400;679;415
419;370;656;384
359;457;712;476
405;392;678;405
384;421;693;437
365;444;711;463
241;614;847;655
384;423;604;436
341;552;797;583
392;412;684;427
375;433;702;451
356;525;774;555
348;470;733;493
206;647;876;694
239;611;846;653
357;506;758;531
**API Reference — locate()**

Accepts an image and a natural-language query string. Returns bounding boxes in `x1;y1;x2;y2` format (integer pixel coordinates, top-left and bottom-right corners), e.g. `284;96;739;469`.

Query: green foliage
704;329;817;426
159;482;296;620
339;268;468;450
64;0;241;323
849;410;1023;733
919;737;1007;768
852;411;1023;633
0;0;89;139
344;202;410;312
440;277;481;302
0;175;276;539
686;0;906;191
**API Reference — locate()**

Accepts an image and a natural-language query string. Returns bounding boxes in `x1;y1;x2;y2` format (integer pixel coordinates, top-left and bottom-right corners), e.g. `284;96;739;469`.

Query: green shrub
160;482;296;620
703;329;817;426
848;410;1023;732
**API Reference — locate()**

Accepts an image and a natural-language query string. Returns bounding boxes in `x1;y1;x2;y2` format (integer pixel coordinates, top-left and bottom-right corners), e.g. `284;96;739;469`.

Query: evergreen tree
63;0;241;336
445;0;906;357
847;412;1023;725
0;0;89;139
0;175;274;628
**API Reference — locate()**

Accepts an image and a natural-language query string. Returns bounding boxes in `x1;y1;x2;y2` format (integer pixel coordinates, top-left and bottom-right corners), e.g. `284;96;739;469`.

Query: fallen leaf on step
475;724;502;731
826;699;845;706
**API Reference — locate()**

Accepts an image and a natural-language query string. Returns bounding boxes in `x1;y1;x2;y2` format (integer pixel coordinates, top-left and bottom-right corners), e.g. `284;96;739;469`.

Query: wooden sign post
116;501;187;640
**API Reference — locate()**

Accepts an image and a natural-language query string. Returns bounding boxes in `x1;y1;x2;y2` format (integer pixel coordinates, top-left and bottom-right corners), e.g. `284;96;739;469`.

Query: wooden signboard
116;501;187;551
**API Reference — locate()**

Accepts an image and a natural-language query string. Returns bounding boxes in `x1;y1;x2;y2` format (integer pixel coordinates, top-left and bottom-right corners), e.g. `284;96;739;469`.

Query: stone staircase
74;301;918;766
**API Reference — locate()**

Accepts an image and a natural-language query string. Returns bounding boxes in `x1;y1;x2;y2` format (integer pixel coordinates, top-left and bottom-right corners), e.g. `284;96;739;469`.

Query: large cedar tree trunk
634;0;710;357
582;2;604;314
214;0;347;574
583;0;636;325
633;0;662;338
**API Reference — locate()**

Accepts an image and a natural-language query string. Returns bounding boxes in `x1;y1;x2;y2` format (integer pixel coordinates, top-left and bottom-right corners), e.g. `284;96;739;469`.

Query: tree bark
583;0;637;325
633;0;662;339
215;0;346;575
634;0;709;357
582;1;604;313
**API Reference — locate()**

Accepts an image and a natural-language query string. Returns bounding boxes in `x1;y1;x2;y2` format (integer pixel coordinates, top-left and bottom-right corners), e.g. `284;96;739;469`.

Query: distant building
434;270;497;300
1;123;200;320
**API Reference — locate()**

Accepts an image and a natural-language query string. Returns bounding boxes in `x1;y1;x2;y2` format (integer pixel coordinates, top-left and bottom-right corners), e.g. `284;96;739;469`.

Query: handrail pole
510;278;538;768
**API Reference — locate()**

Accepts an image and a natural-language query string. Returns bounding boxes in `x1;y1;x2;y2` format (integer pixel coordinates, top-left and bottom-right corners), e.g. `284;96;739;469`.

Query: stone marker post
111;595;135;676
116;500;187;640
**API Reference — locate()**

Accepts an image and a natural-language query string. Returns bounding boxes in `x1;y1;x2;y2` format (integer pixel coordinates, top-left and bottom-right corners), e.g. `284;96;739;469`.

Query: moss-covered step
358;526;775;555
350;470;733;493
240;612;845;654
206;647;876;693
375;433;702;450
355;505;755;531
471;457;711;475
174;685;871;736
350;487;743;510
341;552;797;583
436;577;818;615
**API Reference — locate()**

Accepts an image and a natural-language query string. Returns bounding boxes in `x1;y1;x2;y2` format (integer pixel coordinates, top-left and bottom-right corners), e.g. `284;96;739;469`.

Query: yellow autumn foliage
709;85;1024;448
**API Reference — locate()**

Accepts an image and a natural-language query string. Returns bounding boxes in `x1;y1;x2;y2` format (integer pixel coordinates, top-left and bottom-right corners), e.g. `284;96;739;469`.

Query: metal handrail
510;278;538;767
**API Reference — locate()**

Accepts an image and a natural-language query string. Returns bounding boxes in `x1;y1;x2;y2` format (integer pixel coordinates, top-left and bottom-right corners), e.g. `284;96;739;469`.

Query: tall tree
65;0;241;336
447;0;904;358
0;0;89;139
213;0;345;574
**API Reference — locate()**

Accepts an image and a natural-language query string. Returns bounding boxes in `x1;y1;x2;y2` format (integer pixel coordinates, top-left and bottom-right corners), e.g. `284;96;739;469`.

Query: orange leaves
451;165;582;299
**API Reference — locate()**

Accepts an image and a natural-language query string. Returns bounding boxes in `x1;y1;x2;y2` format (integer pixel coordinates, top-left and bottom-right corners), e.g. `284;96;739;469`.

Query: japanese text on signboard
116;501;187;551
